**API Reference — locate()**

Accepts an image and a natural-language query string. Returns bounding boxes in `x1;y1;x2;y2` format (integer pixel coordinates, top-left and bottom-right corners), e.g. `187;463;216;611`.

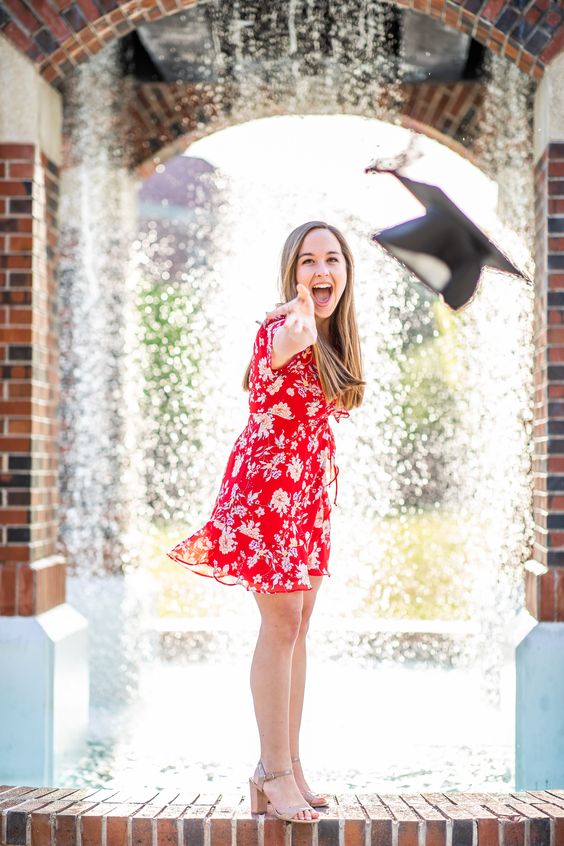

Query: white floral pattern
166;315;350;593
270;488;291;515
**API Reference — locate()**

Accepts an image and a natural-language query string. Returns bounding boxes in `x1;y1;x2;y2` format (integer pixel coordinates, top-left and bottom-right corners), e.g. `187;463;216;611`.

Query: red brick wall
529;141;564;622
0;143;66;616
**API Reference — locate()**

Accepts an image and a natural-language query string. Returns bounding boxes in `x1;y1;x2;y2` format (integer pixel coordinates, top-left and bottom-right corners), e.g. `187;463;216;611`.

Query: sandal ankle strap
263;766;293;781
258;759;293;781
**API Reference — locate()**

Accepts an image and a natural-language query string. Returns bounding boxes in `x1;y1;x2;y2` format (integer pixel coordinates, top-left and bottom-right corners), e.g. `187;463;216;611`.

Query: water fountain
1;0;563;808
41;17;534;792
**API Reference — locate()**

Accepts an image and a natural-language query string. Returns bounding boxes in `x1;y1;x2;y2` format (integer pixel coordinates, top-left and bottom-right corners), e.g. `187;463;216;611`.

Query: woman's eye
303;257;339;264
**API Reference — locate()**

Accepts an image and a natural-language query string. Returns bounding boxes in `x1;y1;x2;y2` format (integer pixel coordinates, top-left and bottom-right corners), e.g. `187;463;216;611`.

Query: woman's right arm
268;284;318;370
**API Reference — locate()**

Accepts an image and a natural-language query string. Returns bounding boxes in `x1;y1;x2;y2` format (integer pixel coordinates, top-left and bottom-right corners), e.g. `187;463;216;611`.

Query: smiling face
295;228;347;330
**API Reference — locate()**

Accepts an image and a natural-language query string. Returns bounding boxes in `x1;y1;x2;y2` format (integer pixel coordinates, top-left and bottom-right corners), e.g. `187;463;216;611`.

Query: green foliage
388;283;465;508
355;507;473;620
138;280;204;425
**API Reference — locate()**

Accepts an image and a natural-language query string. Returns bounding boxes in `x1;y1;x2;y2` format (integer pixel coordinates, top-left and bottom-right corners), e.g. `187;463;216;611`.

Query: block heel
248;777;268;813
248;759;318;824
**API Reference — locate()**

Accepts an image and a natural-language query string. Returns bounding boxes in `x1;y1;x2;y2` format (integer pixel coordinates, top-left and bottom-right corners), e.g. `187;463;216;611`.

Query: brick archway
0;0;562;88
123;79;488;179
0;6;559;619
123;79;490;179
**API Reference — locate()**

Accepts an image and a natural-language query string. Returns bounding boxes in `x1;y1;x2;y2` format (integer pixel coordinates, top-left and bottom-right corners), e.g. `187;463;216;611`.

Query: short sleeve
261;317;312;373
264;318;286;371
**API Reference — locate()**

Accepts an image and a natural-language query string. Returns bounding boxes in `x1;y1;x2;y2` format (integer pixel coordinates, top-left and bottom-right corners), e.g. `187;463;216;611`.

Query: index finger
296;283;315;312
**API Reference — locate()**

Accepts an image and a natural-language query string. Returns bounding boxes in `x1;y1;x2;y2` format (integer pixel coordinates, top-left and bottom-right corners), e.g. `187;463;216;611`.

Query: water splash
59;41;147;579
57;7;536;788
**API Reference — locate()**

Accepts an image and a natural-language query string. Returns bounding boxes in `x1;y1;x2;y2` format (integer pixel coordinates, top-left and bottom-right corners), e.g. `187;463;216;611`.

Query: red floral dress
166;315;350;593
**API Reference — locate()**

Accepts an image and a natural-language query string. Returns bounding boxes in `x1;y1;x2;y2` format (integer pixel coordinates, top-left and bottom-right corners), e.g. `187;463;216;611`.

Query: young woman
167;221;365;823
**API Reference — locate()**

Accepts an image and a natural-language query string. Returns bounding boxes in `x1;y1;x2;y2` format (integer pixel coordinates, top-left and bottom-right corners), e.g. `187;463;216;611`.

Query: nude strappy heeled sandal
249;759;318;823
291;756;329;808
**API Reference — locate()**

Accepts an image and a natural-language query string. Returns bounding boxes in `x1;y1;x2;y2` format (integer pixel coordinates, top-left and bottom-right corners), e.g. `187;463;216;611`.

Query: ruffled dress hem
166;550;331;593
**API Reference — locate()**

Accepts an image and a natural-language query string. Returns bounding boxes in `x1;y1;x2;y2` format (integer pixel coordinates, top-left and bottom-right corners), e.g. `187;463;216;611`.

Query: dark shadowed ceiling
118;1;485;85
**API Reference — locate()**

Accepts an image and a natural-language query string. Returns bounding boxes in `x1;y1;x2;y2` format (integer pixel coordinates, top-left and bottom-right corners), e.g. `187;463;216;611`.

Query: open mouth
311;282;333;306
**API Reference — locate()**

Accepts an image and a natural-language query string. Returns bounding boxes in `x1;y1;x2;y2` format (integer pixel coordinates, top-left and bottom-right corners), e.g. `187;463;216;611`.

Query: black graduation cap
365;167;531;312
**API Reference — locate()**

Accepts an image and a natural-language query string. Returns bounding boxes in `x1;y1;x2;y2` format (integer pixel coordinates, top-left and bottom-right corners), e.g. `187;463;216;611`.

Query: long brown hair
242;221;366;411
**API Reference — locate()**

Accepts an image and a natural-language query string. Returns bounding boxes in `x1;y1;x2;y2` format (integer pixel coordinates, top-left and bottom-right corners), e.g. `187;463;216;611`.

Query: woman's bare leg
289;575;324;796
250;589;319;821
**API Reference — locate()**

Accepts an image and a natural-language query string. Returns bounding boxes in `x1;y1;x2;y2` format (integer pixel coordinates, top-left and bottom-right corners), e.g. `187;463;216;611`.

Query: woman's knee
267;610;303;643
298;578;322;635
297;614;311;637
255;596;303;644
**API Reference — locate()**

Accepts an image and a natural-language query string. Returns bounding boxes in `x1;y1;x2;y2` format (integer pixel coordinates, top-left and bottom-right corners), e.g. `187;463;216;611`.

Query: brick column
0;36;88;787
0;42;66;617
529;55;564;621
529;144;564;619
516;48;564;790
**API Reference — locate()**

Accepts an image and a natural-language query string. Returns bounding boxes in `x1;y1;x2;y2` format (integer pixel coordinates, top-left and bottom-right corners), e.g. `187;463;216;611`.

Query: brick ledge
2;785;564;845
